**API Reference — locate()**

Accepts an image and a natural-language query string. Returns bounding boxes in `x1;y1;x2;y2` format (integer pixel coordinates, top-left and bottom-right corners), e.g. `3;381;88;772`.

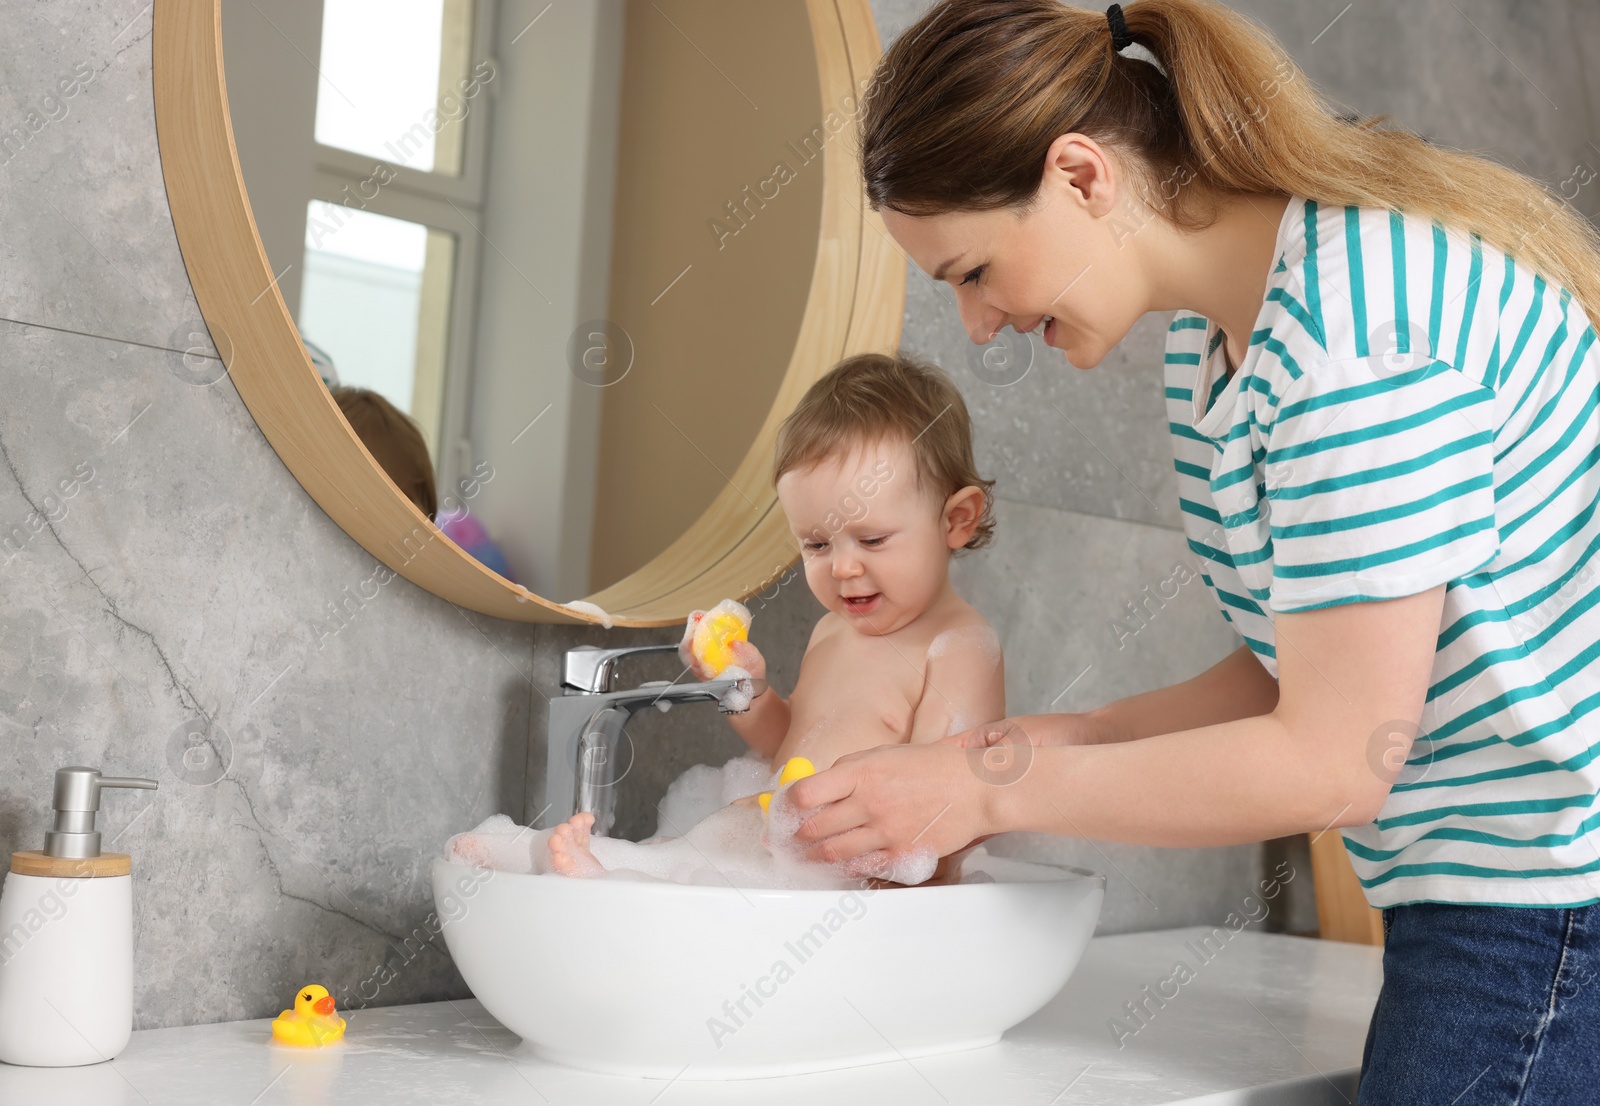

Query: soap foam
653;752;770;838
926;624;1001;667
717;665;755;712
561;600;614;628
588;802;859;890
443;814;553;875
763;787;939;886
444;760;945;889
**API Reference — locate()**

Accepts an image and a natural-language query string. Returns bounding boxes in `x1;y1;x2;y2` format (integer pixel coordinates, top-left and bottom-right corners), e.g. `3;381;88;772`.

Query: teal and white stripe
1164;194;1600;908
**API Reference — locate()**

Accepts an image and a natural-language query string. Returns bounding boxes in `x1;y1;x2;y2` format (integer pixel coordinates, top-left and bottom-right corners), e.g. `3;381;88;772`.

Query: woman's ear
942;485;986;548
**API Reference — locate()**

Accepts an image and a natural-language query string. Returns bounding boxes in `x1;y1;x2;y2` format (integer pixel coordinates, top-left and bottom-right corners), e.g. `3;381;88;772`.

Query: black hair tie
1105;3;1135;51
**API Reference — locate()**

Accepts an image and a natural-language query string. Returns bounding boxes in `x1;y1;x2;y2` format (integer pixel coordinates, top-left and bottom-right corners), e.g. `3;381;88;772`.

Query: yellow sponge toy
684;598;752;676
758;756;816;814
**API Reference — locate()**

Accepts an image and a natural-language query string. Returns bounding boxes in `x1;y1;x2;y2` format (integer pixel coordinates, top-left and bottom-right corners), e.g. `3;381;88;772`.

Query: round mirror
153;0;902;626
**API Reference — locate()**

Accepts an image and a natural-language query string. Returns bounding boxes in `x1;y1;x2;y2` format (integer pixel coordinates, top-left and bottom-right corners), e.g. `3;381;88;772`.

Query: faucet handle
561;643;682;694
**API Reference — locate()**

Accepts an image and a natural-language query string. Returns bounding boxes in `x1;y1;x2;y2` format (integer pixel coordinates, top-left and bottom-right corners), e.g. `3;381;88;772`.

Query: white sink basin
431;848;1105;1079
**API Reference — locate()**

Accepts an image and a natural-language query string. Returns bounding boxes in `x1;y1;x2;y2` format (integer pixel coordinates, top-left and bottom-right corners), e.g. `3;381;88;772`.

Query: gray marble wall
0;0;1593;1032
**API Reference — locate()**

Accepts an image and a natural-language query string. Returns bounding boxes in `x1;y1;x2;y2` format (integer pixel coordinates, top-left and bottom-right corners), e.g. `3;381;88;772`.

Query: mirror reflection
221;0;824;598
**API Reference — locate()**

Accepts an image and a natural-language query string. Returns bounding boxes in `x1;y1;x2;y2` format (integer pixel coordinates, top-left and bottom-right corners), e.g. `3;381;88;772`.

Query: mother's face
879;133;1152;370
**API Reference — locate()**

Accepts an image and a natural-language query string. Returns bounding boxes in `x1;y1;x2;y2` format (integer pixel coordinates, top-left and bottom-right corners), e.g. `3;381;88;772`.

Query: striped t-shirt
1164;193;1600;909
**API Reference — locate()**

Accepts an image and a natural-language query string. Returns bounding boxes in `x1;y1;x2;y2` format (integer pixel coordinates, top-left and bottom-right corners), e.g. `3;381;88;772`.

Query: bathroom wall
0;0;538;1031
1;0;1596;1031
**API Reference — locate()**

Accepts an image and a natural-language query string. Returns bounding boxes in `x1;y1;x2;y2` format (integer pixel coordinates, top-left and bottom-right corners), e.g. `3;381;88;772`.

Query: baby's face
775;435;955;636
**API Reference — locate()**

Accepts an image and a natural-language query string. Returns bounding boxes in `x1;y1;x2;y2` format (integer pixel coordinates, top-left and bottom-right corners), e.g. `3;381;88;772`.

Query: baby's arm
907;623;1006;745
719;639;790;760
682;633;790;760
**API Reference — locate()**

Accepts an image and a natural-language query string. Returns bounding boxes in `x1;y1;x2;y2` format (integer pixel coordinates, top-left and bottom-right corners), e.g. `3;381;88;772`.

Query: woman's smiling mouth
1016;314;1057;346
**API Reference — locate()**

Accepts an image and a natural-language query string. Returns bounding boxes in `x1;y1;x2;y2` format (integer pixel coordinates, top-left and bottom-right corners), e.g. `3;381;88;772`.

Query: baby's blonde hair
773;351;996;550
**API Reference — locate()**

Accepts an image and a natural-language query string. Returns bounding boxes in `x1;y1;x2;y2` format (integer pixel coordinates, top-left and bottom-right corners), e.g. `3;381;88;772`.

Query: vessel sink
430;847;1105;1079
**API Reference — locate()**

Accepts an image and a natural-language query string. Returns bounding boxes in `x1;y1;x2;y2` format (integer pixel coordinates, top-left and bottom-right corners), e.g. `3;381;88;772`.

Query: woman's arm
787;586;1447;861
1085;643;1280;744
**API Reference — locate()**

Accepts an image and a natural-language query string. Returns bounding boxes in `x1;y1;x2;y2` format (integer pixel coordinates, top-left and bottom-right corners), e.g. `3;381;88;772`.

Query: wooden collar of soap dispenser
10;767;159;878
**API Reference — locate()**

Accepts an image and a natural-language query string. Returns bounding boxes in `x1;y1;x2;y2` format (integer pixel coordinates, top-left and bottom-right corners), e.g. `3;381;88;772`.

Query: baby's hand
724;639;767;683
679;610;710;676
681;614;768;685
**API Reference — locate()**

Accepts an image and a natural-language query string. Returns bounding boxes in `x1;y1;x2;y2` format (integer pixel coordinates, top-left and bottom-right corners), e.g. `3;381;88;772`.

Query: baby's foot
547;812;605;877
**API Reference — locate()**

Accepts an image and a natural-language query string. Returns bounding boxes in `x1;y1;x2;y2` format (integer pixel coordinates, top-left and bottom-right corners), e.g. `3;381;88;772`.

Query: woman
785;0;1600;1100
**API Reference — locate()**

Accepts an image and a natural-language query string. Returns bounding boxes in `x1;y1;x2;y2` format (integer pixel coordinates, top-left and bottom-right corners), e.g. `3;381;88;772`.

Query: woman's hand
782;741;1000;872
779;714;1110;873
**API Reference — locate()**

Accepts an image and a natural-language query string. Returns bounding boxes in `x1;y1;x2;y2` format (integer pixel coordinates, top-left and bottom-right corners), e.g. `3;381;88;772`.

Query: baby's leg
545;805;770;885
547;812;606;876
445;821;553;874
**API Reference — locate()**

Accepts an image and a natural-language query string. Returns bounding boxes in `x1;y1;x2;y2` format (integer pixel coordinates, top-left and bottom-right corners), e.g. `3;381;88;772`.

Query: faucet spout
540;644;768;837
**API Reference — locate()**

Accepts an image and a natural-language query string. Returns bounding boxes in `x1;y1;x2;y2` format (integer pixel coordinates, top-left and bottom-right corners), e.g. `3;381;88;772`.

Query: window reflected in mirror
299;202;456;464
313;0;475;175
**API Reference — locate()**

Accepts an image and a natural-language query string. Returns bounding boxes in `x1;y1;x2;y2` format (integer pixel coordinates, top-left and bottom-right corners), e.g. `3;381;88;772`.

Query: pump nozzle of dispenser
43;766;159;860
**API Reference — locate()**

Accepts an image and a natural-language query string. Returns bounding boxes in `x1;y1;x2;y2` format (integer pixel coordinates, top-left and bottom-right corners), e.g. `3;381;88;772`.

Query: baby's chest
788;639;925;738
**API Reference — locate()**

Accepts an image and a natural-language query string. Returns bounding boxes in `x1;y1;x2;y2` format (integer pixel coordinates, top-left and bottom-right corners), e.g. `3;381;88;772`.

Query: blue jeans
1357;900;1600;1104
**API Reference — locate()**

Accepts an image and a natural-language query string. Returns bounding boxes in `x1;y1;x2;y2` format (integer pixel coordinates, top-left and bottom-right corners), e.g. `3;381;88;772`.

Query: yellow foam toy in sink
271;984;346;1047
683;598;752;676
758;756;816;814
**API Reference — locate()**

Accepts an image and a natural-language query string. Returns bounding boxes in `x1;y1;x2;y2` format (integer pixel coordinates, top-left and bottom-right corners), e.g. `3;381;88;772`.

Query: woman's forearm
987;712;1366;847
1086;644;1280;744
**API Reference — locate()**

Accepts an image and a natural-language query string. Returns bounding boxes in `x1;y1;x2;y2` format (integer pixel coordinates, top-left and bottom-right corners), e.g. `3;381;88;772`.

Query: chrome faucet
541;643;766;837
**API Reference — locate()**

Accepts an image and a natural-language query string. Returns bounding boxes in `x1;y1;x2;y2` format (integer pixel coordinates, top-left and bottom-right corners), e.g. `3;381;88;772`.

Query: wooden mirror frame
151;0;904;627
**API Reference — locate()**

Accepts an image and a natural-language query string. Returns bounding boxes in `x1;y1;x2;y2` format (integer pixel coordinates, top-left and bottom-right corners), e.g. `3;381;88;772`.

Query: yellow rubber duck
758;756;816;814
270;984;346;1047
690;599;751;676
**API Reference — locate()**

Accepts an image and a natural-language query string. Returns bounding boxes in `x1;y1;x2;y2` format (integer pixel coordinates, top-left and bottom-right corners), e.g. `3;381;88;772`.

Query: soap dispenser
0;766;157;1067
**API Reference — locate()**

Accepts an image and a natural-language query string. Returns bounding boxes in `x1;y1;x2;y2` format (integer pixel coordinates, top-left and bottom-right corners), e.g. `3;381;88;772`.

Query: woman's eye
959;265;984;287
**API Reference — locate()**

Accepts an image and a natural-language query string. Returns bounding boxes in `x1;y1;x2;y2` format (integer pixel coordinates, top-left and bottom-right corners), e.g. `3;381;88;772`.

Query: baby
458;352;1006;887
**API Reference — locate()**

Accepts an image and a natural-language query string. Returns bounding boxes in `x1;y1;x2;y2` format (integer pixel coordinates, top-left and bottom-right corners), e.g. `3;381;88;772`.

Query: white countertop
0;926;1382;1105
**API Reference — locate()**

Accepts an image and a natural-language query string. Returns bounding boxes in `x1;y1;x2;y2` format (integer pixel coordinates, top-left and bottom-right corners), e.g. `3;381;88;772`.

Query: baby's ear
942;485;986;547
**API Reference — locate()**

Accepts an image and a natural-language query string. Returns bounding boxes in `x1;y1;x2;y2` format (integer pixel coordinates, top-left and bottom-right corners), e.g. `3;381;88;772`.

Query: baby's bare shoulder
804;611;845;652
924;610;1002;665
